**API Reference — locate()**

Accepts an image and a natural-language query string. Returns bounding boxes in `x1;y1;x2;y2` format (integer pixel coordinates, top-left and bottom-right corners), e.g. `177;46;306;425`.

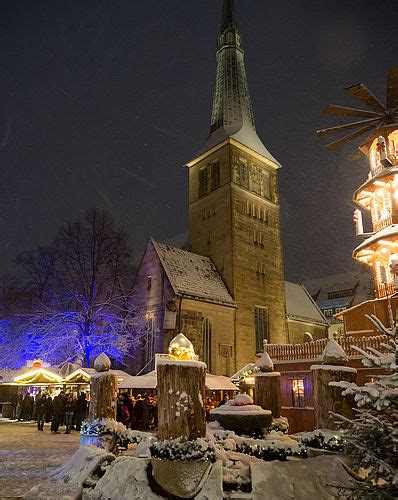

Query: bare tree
2;208;144;368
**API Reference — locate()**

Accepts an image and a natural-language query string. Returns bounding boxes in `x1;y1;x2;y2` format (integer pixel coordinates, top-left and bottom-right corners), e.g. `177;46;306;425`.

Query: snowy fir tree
331;300;397;498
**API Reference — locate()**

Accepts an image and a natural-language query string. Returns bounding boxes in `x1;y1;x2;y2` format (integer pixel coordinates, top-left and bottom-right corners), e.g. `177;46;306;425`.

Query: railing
376;282;396;298
263;335;390;361
373;214;393;232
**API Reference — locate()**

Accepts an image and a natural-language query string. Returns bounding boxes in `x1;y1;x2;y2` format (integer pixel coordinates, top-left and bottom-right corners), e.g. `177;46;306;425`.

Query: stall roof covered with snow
285;281;328;326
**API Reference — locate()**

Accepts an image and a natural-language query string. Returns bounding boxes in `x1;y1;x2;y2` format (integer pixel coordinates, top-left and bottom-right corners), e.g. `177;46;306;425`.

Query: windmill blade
323;104;381;119
386;67;398;110
325;123;376;149
345;83;386;113
317;117;381;136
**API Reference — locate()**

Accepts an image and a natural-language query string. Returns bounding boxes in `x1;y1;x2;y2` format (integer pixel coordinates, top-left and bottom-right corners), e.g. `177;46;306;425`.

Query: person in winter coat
116;395;130;426
64;395;76;434
75;392;88;431
36;394;47;431
51;392;66;433
45;395;53;422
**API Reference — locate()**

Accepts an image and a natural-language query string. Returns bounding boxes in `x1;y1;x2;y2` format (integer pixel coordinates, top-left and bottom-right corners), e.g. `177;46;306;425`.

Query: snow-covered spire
199;0;280;165
94;352;111;372
322;339;349;366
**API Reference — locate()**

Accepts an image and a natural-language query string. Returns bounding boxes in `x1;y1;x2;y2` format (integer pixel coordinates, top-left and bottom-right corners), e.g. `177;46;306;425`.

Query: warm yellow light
63;368;90;382
373;181;386;187
14;368;63;384
381;248;389;254
244;376;255;385
168;333;196;361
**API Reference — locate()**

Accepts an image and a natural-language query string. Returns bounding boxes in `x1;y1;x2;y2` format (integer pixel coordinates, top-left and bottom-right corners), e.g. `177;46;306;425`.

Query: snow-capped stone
94;353;111;372
256;352;274;372
321;339;349;366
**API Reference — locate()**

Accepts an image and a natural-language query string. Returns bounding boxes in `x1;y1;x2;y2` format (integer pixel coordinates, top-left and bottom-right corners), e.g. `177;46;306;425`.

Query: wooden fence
263;335;390;361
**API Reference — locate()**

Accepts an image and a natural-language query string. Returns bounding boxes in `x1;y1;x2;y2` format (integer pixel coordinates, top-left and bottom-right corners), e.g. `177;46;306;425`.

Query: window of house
210;161;220;191
199;167;208;197
255;306;268;353
291;379;305;408
202;318;212;371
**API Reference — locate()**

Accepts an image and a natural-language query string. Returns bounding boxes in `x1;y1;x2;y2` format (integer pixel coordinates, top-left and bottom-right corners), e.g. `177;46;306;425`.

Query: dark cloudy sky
0;0;396;282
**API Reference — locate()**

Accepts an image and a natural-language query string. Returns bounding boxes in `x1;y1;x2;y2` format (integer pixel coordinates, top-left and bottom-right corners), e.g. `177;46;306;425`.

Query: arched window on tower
202;318;212;371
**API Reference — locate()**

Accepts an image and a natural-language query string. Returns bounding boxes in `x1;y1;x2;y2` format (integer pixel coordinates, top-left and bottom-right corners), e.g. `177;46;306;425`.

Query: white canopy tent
118;370;237;391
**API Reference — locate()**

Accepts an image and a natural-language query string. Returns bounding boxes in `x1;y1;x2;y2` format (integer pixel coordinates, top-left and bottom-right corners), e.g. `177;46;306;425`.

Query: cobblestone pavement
0;419;80;499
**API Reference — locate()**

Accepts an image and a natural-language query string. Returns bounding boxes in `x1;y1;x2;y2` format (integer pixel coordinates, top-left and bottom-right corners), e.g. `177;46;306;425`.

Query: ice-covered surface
151;240;236;307
250;455;358;500
52;445;115;486
256;351;274;371
311;364;357;373
94;353;111;372
322;339;349;365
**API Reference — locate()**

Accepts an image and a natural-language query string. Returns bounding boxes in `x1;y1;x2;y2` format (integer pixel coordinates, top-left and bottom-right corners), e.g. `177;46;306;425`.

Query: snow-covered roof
151;240;236;307
354;224;398;254
285;281;328;326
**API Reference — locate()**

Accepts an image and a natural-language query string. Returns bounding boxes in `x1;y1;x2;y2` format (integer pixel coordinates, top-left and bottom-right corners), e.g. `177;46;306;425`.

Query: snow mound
94;353;111;372
256;351;274;372
210;404;269;416
231;393;253;405
52;445;115;487
84;457;162;500
322;339;349;365
250;455;358;500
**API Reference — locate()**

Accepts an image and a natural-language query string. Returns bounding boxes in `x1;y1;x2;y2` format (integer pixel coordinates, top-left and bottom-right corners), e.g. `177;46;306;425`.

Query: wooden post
311;339;357;430
253;351;281;418
157;360;206;440
88;353;118;421
254;372;281;418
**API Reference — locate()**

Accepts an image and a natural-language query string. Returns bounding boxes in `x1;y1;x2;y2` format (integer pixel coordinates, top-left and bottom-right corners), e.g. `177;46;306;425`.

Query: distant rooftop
285;281;328;326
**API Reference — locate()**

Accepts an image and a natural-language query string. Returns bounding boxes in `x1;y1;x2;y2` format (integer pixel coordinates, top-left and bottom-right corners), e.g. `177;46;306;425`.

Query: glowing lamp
168;333;195;360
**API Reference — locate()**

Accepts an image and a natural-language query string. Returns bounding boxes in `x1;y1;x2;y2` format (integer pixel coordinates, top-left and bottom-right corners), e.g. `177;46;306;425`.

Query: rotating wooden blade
317;117;381;136
323;104;380;119
325;123;376;149
386;67;398;110
345;83;386;113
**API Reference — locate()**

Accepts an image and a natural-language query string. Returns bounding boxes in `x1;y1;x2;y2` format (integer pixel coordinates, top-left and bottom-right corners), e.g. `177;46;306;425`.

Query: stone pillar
311;339;357;430
157;359;206;440
88;353;118;421
254;352;281;418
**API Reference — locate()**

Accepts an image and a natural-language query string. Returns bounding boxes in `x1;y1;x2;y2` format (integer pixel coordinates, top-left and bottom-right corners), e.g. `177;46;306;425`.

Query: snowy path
0;419;80;498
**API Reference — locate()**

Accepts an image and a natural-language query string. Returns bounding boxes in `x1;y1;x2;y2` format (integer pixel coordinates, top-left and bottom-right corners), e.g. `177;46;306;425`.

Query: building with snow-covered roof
284;281;328;343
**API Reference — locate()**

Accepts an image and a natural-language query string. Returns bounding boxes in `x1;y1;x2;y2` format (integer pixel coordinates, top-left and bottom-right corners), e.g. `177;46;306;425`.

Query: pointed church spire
200;0;280;166
220;0;236;34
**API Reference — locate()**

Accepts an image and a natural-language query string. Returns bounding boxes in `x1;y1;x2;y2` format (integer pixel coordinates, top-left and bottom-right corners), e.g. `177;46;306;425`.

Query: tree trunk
254;372;281;418
311;365;357;430
157;361;206;440
88;372;118;421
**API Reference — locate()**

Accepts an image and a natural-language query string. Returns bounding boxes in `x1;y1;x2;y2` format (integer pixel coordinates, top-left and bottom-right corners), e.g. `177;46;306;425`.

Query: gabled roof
285;281;328;326
151;239;236;307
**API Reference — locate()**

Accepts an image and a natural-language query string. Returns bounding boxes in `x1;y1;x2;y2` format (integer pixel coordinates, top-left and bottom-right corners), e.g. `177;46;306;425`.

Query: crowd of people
116;393;157;430
10;391;88;433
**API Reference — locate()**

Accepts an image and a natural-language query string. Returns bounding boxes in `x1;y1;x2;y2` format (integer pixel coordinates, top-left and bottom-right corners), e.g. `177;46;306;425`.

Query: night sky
0;0;396;282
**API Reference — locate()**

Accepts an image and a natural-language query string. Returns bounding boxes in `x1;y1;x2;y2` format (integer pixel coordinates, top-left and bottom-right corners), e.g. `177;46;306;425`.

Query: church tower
186;0;288;370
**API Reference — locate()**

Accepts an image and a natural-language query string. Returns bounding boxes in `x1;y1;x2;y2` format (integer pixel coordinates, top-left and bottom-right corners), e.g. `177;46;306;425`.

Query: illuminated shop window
291;379;305;408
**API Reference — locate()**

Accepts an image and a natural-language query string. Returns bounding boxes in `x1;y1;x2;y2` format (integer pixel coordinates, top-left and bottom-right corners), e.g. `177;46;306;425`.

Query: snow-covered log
157;359;206;440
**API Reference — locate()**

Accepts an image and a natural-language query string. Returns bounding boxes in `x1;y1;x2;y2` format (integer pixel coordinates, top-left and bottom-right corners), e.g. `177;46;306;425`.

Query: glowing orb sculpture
168;333;196;360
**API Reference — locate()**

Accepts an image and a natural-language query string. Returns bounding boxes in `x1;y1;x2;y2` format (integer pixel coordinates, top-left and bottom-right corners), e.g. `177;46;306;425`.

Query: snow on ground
0;419;80;498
